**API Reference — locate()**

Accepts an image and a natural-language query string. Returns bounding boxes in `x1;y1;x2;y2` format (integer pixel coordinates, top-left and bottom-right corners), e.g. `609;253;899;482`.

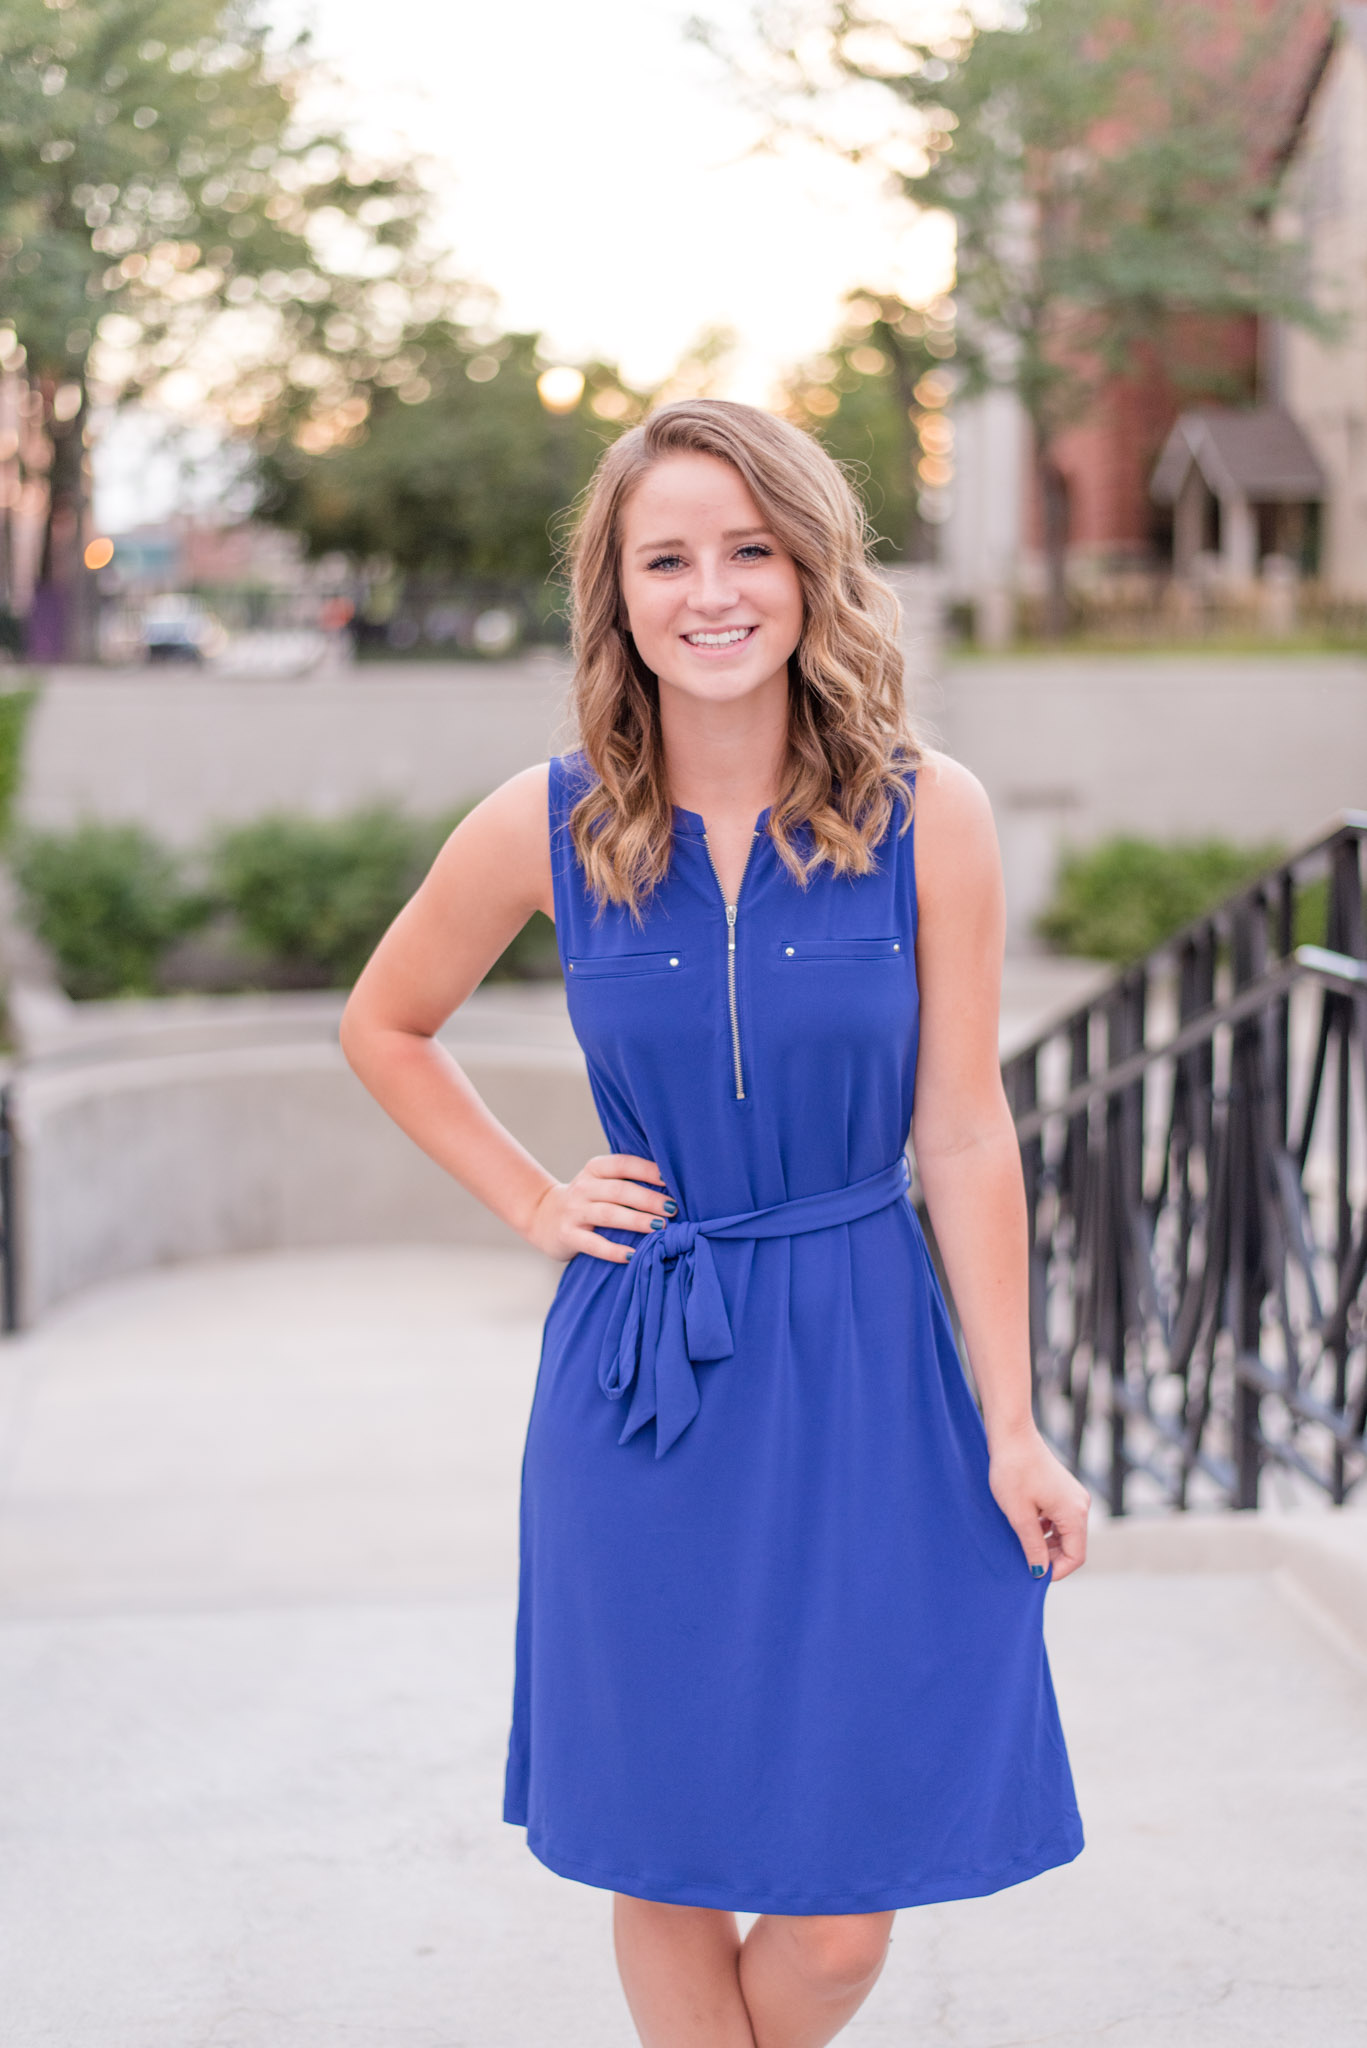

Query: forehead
620;451;765;542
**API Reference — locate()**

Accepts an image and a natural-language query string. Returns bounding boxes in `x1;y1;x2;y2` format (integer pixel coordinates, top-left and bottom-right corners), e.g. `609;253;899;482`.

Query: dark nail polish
1031;1563;1046;1578
662;1199;678;1216
650;1217;665;1231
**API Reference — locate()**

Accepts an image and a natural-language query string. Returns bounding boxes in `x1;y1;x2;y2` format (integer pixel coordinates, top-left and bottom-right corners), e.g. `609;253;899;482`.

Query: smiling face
616;452;805;710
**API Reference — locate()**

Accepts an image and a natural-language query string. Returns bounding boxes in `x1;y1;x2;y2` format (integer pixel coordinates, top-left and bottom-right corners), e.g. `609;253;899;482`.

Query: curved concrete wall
12;1039;604;1324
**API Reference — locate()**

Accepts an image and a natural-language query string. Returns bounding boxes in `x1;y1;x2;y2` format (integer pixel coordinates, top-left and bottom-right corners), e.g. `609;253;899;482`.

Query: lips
681;625;758;649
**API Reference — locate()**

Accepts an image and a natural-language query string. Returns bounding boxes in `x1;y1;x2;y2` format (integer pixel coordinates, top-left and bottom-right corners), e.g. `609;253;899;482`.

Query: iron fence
1002;813;1367;1513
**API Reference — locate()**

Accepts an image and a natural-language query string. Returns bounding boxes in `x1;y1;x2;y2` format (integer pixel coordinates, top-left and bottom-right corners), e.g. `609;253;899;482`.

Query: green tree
0;0;433;658
251;323;646;594
779;290;952;558
729;0;1328;633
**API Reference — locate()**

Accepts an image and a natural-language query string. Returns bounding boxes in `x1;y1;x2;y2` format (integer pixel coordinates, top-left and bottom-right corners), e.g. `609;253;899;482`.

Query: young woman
340;399;1090;2048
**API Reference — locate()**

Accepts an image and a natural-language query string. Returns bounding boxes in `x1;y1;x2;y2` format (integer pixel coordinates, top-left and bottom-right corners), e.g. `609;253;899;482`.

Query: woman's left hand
987;1426;1091;1582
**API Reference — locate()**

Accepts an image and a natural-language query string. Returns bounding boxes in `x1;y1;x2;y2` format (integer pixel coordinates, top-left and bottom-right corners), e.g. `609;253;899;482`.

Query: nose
685;553;742;617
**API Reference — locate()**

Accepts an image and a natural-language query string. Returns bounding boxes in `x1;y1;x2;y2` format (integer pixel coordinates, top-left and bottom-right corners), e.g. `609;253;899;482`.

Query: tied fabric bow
594;1156;913;1459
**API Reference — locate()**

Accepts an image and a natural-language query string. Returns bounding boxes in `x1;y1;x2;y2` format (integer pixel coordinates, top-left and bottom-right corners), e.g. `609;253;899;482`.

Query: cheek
768;568;805;645
620;578;670;649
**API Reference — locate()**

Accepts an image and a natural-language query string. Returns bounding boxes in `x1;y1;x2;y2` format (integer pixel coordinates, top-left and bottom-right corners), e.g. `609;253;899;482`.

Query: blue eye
647;554;684;572
736;544;773;561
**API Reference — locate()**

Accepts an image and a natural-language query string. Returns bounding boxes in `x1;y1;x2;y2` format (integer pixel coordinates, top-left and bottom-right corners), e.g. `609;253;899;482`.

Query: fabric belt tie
597;1155;912;1459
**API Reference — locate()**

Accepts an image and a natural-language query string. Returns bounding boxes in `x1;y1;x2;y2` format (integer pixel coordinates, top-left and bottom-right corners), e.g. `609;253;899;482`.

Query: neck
657;664;790;821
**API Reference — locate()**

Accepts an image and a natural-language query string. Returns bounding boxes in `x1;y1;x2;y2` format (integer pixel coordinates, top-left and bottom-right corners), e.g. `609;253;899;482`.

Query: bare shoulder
912;749;999;875
424;760;553;918
446;760;550;845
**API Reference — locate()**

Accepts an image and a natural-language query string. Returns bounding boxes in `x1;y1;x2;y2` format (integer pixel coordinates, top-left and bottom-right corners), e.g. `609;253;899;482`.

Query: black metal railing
0;1080;16;1334
1003;813;1367;1514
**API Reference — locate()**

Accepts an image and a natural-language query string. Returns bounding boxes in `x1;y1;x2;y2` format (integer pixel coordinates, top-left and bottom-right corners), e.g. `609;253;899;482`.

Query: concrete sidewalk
0;1247;1364;2046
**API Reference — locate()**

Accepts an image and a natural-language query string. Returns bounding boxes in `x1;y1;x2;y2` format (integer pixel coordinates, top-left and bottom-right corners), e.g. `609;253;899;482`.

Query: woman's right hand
524;1154;673;1264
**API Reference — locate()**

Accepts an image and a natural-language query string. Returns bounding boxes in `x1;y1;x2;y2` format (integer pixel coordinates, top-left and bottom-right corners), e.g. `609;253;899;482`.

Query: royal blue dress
503;752;1085;1914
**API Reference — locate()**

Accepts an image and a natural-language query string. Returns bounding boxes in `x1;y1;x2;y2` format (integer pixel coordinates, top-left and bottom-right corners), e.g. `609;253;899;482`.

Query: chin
662;667;772;704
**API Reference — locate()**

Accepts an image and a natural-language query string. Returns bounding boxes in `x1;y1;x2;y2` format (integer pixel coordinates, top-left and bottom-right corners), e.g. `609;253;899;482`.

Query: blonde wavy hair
567;398;921;914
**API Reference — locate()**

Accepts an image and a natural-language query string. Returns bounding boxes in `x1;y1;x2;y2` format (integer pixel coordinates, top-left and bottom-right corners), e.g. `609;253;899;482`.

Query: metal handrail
0;1081;16;1334
1001;811;1367;1513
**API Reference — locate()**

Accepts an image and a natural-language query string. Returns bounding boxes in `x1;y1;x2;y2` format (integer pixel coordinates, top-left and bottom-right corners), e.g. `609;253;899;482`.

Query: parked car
141;594;224;664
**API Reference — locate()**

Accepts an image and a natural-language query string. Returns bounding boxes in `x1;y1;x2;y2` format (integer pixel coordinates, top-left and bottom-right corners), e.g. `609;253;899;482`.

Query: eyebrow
632;526;774;554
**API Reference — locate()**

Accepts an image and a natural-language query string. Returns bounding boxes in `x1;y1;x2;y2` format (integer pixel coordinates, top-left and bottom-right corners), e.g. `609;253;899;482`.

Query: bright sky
291;0;951;395
97;0;954;527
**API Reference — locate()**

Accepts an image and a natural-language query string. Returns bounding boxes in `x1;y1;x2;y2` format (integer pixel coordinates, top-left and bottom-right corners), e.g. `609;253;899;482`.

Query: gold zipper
703;832;753;1100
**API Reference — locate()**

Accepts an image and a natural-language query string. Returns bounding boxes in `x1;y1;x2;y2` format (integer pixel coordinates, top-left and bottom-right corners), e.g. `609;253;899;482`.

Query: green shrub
14;800;565;1001
13;821;209;998
1036;836;1285;963
212;807;431;987
0;685;35;844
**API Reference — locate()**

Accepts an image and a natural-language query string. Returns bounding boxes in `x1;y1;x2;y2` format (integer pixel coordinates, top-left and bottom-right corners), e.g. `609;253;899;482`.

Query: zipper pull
726;904;738;930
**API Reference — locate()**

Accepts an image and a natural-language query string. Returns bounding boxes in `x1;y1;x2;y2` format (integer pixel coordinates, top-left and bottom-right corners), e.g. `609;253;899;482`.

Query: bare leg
613;1896;895;2048
613;1896;757;2047
739;1913;895;2048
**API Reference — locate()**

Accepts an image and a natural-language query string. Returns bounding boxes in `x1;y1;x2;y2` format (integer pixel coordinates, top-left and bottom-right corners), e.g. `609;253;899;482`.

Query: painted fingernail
1031;1563;1046;1578
662;1199;678;1216
650;1217;666;1230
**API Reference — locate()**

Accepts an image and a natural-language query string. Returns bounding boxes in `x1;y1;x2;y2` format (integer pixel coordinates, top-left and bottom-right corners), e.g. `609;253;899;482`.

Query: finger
594;1154;666;1185
1012;1513;1054;1581
1045;1512;1088;1580
571;1229;634;1265
584;1177;673;1215
585;1202;664;1234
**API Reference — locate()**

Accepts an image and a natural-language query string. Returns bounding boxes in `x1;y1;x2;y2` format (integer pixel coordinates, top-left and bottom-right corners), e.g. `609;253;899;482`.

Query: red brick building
944;1;1339;604
1042;3;1334;573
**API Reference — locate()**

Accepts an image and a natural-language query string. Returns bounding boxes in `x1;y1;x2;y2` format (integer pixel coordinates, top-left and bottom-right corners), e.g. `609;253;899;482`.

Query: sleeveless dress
502;752;1085;1914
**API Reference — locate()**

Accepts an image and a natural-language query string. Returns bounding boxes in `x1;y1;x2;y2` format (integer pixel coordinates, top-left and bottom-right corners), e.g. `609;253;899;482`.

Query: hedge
13;802;562;999
1036;836;1287;963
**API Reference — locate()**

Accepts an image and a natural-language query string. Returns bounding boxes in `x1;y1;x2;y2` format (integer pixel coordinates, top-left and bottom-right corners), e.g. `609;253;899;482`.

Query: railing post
1229;894;1267;1509
1005;816;1366;1515
0;1082;16;1336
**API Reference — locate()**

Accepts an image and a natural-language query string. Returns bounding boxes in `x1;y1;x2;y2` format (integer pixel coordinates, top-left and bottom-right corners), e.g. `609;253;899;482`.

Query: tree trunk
1038;448;1071;640
28;378;95;664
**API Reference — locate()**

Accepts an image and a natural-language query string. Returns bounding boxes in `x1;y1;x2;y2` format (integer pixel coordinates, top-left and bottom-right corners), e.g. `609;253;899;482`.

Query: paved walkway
1;1247;1364;2045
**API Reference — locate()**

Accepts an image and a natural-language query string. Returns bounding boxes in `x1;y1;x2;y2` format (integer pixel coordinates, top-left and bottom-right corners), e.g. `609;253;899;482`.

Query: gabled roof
1274;6;1367;180
1151;408;1326;506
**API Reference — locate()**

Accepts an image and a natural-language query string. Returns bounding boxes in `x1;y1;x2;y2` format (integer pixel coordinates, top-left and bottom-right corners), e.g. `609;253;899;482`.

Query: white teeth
685;627;754;647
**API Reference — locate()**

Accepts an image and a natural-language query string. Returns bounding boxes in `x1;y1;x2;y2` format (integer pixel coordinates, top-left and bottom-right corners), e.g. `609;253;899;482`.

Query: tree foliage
0;0;435;654
736;0;1330;626
778;290;953;558
252;325;647;585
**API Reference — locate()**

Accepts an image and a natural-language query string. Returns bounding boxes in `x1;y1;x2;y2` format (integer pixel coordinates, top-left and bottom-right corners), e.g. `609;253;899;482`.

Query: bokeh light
536;366;585;414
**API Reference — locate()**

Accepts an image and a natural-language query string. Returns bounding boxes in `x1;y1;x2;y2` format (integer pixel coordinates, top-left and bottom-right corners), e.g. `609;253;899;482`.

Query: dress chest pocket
777;936;905;963
566;950;686;980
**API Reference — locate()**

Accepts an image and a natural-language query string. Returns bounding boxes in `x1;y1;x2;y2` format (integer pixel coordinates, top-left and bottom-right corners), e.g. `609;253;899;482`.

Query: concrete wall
11;1039;605;1324
18;657;574;845
937;652;1367;946
16;644;1364;961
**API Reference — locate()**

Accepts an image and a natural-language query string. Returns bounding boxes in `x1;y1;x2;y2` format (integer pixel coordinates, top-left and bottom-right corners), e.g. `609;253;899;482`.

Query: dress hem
505;1815;1086;1915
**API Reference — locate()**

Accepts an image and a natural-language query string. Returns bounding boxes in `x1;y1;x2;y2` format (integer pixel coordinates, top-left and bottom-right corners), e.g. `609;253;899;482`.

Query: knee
781;1912;893;1994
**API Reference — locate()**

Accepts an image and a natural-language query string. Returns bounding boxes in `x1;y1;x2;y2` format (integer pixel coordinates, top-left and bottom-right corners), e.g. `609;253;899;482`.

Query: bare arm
911;753;1090;1580
339;763;669;1264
